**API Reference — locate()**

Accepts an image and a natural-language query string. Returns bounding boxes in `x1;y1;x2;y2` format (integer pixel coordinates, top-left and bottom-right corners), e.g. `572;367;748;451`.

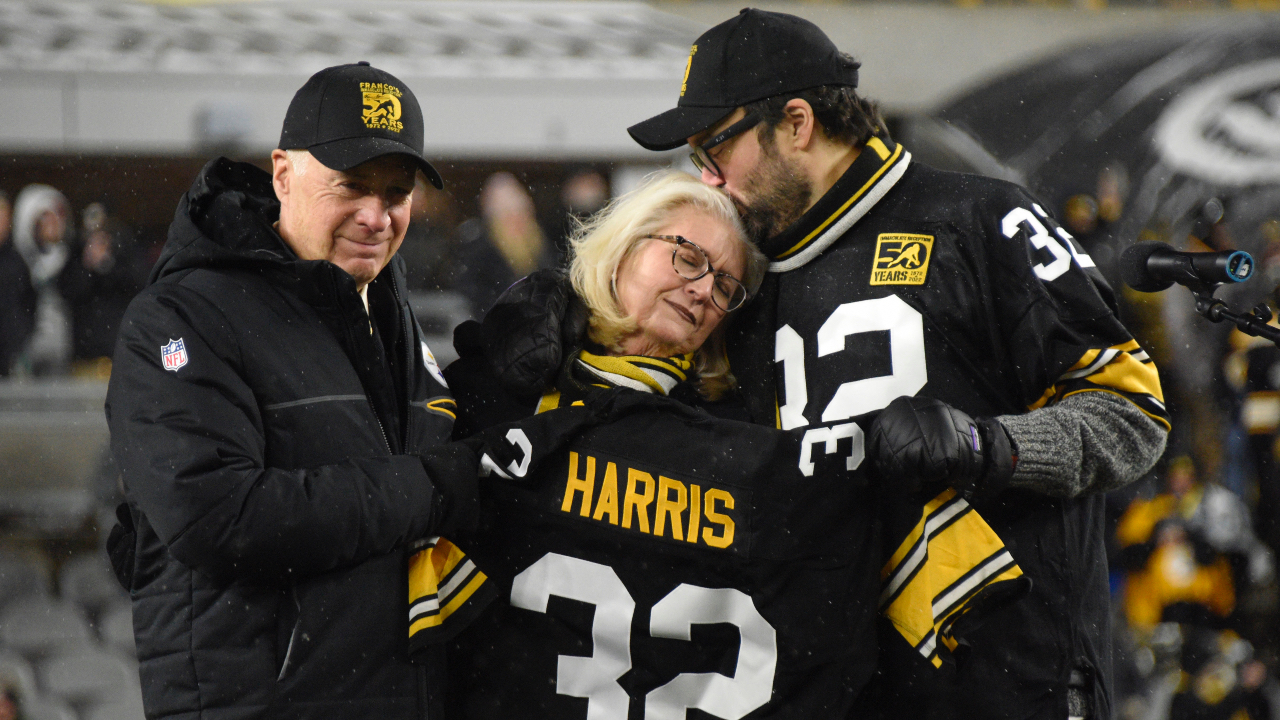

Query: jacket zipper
339;266;392;456
370;408;392;455
390;275;414;450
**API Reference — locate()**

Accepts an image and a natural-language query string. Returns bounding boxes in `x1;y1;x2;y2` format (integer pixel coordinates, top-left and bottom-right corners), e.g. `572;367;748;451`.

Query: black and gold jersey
727;138;1168;718
442;398;878;720
412;350;1030;720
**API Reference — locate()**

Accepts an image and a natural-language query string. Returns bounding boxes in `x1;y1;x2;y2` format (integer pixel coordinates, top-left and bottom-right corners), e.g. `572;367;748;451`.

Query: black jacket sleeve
107;284;467;581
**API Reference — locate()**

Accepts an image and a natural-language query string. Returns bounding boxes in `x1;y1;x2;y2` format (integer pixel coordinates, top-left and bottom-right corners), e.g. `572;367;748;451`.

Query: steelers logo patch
870;234;933;286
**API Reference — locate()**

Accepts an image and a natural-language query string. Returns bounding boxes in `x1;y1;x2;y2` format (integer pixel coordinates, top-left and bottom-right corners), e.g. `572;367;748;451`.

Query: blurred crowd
0;166;611;381
0;186;149;380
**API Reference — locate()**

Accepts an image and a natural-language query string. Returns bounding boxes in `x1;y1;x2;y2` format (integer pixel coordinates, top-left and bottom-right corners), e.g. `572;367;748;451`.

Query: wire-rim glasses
689;113;761;179
644;234;749;312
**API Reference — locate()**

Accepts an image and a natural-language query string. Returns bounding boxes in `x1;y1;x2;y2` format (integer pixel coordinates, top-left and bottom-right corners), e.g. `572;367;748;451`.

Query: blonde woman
449;169;767;434
408;171;884;718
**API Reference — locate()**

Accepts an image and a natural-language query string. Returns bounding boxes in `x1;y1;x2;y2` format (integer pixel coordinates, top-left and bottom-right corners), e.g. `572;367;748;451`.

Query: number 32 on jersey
778;294;926;476
513;552;777;720
780;205;1093;476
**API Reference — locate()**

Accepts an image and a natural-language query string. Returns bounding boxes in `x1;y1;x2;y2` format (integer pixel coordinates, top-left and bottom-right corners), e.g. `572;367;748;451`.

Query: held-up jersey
726;137;1170;719
407;356;1028;720
447;401;879;720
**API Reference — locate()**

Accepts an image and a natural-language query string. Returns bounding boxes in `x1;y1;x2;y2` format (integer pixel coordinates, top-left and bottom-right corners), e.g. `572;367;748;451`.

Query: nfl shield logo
161;338;188;372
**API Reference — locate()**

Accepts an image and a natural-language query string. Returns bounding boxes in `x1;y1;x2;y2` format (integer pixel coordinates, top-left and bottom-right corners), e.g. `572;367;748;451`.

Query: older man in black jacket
106;63;493;720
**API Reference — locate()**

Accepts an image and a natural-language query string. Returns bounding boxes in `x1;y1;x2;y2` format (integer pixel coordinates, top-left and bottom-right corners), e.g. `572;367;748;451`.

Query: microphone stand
1190;283;1280;346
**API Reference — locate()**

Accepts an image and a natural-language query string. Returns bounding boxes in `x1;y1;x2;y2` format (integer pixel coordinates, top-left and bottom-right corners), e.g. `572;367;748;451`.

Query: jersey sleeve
878;488;1030;669
985;193;1170;432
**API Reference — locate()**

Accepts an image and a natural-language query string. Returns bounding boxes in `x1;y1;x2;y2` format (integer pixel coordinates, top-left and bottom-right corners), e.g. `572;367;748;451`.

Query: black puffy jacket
106;158;466;720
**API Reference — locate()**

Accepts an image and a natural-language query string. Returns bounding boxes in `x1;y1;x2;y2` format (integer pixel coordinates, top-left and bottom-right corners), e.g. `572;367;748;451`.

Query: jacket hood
12;183;71;284
151;157;294;285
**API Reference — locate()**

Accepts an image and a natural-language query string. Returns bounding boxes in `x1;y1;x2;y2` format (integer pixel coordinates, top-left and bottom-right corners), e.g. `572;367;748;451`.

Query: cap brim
627;105;736;151
308;136;444;189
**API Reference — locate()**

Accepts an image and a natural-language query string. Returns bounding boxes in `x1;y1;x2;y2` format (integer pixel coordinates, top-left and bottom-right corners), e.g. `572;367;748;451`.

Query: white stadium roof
0;0;1243;159
0;0;701;157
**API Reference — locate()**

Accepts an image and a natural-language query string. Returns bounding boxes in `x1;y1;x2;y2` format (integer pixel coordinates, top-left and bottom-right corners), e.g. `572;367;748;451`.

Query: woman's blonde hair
568;170;767;400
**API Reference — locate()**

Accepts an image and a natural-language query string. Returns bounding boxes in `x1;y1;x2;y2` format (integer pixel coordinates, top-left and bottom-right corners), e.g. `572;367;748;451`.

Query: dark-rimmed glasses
689;113;760;179
644;234;749;312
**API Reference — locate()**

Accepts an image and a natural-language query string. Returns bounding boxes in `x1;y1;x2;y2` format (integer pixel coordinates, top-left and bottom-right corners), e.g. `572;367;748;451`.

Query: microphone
1120;241;1254;292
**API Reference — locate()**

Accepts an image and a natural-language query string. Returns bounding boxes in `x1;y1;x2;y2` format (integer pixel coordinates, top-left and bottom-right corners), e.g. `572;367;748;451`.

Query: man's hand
868;396;1016;502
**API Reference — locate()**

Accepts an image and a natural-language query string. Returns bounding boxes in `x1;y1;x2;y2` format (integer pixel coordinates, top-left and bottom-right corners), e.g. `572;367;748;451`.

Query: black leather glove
480;269;589;398
868;396;1016;503
419;444;482;538
106;502;136;591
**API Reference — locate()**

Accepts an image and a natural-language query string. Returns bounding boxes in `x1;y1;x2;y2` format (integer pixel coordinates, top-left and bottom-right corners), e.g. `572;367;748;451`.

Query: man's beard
735;139;812;247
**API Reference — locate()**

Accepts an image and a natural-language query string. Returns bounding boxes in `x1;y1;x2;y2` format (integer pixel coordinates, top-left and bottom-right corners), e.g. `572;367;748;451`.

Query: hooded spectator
11;184;72;376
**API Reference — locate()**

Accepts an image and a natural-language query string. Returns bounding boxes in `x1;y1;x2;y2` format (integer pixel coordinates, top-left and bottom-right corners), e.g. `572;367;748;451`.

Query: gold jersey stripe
1058;388;1172;433
1028;341;1168;422
776;140;903;261
407;537;491;639
425;398;457;420
536;390;562;415
881;489;960;582
410;571;488;635
408;537;467;603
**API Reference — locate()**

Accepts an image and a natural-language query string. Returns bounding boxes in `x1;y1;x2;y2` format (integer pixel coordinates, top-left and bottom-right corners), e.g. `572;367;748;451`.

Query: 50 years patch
871;234;934;286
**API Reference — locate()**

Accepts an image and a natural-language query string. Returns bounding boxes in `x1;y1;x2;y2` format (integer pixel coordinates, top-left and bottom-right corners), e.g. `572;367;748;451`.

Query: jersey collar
760;136;911;273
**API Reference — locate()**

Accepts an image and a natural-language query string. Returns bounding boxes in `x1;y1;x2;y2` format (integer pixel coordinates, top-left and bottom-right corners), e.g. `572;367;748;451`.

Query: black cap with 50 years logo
628;9;860;152
279;62;443;189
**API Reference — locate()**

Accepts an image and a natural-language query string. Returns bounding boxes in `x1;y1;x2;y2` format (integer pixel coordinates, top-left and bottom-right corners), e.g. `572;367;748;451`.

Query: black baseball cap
279;62;444;189
628;9;859;151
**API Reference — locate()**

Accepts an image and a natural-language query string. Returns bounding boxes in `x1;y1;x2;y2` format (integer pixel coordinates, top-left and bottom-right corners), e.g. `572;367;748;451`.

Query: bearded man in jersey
626;9;1170;720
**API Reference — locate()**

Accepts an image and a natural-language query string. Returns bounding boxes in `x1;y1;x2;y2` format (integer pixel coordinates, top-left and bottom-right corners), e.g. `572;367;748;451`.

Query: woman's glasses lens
673;244;706;276
713;277;748;312
652;235;749;312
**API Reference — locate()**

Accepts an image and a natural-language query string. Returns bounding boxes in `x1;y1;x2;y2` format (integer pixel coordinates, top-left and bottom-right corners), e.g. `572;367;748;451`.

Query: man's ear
270;149;291;203
775;99;818;154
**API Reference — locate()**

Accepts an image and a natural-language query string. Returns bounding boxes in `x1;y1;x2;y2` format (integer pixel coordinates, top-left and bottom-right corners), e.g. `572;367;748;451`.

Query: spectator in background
59;202;146;372
0;191;35;377
1169;626;1270;720
1116;456;1272;632
11;184;72;376
455;172;555;316
550;167;608;259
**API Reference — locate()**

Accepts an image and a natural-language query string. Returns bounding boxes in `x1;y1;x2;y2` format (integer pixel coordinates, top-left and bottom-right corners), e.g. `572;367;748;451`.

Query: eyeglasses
689;113;760;179
644;234;749;312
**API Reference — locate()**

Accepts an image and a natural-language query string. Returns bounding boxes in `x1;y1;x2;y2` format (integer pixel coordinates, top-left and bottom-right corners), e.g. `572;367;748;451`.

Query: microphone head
1121;241;1176;292
1223;250;1254;283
